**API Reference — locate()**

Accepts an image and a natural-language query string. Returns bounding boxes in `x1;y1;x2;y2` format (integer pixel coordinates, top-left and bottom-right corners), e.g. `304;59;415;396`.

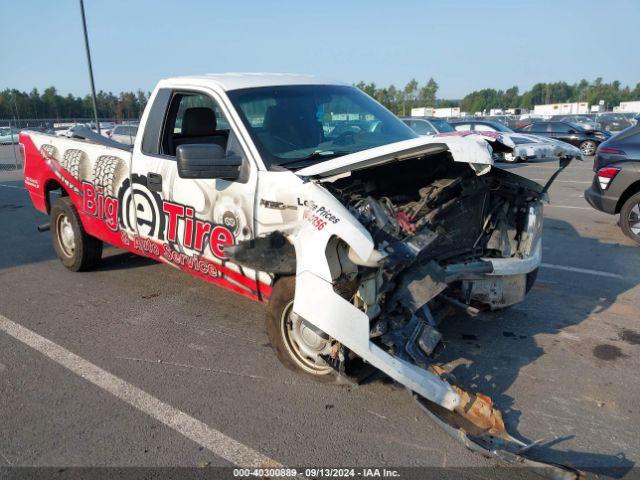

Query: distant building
617;101;640;113
433;107;460;118
411;107;461;118
410;107;435;117
533;102;589;115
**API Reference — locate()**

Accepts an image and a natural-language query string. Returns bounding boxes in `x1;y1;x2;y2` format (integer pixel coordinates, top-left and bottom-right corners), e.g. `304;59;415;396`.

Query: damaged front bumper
288;137;580;477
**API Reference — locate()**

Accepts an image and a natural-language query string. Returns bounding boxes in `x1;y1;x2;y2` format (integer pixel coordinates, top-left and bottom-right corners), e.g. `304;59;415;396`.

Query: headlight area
517;201;543;258
326;236;383;321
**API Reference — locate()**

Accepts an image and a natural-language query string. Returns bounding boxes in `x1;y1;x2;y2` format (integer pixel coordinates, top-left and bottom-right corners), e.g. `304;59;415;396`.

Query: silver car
559;115;600;131
0;127;20;145
107;124;138;145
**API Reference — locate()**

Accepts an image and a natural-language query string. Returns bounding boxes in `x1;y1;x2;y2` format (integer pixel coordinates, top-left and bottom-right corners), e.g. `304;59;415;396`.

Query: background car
595;113;633;133
584;125;640;244
557;115;600;130
55;123;98;138
407;118;580;163
520;121;610;155
400;117;455;135
106;124;138;145
449;119;513;133
0;127;20;144
48;126;72;136
511;116;546;129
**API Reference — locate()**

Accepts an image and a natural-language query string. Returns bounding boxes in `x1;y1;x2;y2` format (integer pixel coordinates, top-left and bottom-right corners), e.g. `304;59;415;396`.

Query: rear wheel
620;192;640;245
579;140;597;156
265;277;337;381
51;197;103;271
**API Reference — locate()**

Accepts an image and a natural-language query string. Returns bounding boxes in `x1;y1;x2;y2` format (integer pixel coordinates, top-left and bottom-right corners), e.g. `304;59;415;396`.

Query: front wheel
51;197;103;271
265;277;337;381
620;192;640;245
579;140;597;156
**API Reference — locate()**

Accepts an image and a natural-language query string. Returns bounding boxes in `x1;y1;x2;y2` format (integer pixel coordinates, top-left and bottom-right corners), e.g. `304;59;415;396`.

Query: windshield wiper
276;150;351;168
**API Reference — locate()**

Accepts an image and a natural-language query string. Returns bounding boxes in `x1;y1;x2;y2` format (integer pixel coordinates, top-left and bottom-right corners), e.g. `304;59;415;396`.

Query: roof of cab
160;73;344;91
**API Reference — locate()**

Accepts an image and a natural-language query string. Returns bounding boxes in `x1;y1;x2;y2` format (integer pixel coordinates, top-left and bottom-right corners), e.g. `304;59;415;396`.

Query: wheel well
616;180;640;213
44;179;69;214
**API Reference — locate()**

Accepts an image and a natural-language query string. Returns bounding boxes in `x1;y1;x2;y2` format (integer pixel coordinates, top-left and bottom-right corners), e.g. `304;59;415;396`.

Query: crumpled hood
295;136;494;179
436;130;583;160
436;130;516;149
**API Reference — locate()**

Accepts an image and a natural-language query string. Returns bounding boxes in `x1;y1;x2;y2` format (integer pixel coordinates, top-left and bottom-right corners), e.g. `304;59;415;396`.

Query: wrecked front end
290;137;579;478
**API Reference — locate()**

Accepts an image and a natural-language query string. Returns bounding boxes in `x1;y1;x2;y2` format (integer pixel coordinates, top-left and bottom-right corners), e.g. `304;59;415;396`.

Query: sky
1;0;639;99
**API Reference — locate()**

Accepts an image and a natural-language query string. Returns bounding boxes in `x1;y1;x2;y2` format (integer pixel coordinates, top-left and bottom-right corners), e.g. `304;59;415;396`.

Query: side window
161;92;232;157
551;122;571;133
529;123;548;133
454;123;471;131
475;124;496;132
412;120;436;135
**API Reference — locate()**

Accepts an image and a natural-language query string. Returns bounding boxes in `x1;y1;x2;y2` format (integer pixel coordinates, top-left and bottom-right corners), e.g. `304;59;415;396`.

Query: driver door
128;88;269;300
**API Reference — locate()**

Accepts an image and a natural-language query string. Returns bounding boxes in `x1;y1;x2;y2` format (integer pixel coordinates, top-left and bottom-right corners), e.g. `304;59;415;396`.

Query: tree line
357;77;640;115
2;78;639;122
0;87;149;122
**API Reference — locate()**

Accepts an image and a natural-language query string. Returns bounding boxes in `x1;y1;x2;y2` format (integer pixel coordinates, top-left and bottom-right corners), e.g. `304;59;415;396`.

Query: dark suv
520;121;610;156
584;125;640;244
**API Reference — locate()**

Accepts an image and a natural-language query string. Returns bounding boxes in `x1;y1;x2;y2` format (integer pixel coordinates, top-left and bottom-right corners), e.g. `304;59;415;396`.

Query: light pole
79;0;100;134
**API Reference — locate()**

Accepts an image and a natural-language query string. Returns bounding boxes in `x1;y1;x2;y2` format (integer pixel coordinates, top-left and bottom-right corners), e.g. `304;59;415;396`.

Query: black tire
51;197;103;271
525;268;539;294
579;140;597;156
265;276;337;382
619;192;640;245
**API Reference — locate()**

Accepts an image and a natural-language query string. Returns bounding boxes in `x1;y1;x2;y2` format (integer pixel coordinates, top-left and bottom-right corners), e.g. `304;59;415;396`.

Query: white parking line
0;183;26;190
544;204;592;210
541;263;624;279
529;178;591;184
0;314;280;468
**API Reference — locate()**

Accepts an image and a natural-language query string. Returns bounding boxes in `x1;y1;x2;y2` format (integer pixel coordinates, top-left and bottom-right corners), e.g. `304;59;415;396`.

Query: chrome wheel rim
628;203;640;236
280;300;333;375
580;141;596;156
56;213;76;257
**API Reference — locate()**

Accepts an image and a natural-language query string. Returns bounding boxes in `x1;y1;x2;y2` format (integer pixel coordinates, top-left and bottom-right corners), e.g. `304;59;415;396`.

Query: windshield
429;119;455;133
227;85;416;169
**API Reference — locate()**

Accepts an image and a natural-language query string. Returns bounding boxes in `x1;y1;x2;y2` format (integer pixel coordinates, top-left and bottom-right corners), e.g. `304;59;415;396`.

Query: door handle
147;172;162;192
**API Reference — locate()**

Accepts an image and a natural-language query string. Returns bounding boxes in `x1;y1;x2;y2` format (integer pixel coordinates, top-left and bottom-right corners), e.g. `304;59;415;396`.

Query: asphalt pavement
1;144;639;478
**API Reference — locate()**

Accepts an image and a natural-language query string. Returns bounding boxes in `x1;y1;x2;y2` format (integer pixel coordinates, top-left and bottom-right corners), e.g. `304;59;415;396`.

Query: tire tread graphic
92;155;122;197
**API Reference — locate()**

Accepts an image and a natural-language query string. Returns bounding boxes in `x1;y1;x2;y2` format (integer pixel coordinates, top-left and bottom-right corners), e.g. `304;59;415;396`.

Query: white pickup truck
21;73;580;475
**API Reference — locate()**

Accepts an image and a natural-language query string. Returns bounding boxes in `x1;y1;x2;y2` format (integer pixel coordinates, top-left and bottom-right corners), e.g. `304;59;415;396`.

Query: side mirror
568;129;577;134
176;144;241;180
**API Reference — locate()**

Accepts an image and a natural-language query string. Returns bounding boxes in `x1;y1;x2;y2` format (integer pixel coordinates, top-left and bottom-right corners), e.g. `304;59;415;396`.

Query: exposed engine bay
323;152;544;364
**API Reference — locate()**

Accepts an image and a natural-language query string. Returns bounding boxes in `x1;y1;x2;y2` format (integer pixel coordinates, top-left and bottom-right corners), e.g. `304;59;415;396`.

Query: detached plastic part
410;386;582;480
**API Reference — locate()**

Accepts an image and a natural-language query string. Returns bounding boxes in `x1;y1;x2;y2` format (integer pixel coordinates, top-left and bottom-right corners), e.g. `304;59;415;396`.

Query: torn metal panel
436;130;583;163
